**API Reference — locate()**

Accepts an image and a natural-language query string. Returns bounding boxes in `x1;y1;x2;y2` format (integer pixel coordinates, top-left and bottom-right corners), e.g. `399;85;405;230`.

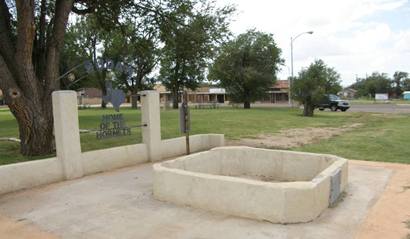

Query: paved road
253;103;410;114
348;104;410;114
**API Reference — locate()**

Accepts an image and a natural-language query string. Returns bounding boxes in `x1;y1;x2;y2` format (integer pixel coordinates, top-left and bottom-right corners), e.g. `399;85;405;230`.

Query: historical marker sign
96;114;131;140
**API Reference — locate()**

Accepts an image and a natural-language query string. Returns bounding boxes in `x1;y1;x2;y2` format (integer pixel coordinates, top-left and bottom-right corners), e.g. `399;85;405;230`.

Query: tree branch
0;54;20;102
15;0;35;66
0;0;18;82
14;0;41;99
44;0;74;94
35;0;47;79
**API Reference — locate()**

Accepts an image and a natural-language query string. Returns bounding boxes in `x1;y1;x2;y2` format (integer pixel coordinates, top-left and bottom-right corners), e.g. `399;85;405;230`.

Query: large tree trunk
0;0;74;157
244;101;251;109
172;89;179;109
101;85;107;108
101;100;107;108
6;89;55;156
303;103;315;117
131;94;139;109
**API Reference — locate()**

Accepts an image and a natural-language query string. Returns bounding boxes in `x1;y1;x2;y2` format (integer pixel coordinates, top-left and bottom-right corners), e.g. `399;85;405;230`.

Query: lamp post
289;31;314;106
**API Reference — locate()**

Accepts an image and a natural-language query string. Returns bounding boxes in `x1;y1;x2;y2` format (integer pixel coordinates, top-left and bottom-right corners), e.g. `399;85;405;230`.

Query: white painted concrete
141;91;162;162
82;144;148;175
153;146;348;224
161;134;225;159
52;91;84;179
0;134;224;196
0;158;64;195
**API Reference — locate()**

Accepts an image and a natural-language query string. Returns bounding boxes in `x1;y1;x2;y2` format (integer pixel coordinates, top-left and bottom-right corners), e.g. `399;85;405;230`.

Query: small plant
405;220;410;229
404;220;410;239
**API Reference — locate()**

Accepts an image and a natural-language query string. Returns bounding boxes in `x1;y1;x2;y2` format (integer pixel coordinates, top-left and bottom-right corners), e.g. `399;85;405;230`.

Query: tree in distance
209;30;283;109
291;60;342;117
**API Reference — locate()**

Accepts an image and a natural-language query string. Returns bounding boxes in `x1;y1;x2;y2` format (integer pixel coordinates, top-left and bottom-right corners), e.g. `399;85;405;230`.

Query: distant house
77;88;103;105
404;91;410;100
263;80;289;103
155;85;227;104
155;80;290;105
338;88;357;99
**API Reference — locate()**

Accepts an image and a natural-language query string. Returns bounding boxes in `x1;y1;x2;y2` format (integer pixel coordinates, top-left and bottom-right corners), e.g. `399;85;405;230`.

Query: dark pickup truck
317;94;350;112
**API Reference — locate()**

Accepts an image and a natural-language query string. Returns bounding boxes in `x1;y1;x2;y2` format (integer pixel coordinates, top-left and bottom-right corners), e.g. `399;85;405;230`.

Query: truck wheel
341;108;347;112
331;105;338;112
319;108;325;111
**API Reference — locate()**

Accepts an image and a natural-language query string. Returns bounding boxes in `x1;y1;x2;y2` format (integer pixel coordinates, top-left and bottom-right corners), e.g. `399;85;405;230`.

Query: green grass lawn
296;114;410;164
1;106;410;165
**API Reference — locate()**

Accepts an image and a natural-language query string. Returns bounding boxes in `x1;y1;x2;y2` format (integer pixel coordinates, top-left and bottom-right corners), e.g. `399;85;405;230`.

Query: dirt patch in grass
228;123;363;149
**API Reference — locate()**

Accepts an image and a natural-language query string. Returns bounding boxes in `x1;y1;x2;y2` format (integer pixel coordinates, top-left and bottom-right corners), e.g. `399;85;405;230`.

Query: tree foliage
64;15;160;108
0;0;205;156
209;30;283;109
351;72;392;98
291;60;342;117
159;0;234;108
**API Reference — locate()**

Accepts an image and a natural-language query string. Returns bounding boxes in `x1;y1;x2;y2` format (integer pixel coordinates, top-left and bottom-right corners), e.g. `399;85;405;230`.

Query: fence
0;90;224;195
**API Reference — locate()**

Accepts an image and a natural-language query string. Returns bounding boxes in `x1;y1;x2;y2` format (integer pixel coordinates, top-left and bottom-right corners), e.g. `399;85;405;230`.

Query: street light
289;31;314;106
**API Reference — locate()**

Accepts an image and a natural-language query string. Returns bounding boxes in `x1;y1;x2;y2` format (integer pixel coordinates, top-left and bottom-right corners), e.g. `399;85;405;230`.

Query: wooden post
184;91;190;155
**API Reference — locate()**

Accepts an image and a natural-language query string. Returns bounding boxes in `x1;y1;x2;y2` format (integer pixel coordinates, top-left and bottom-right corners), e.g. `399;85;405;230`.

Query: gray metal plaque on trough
329;169;342;207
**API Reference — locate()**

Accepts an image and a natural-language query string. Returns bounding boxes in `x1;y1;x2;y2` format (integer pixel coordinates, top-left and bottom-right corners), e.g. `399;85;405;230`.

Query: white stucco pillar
52;91;84;179
141;90;162;162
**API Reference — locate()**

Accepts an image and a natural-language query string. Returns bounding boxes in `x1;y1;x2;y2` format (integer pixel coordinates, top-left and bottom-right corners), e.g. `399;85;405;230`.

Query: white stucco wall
82;144;149;175
161;134;224;159
153;147;348;224
0;134;224;196
0;158;64;195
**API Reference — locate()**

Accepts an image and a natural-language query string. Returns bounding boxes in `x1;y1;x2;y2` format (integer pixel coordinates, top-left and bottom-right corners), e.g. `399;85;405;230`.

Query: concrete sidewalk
0;160;407;239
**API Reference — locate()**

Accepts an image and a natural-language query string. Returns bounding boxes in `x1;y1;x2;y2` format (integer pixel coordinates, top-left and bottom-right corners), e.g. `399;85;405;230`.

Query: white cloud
217;0;410;86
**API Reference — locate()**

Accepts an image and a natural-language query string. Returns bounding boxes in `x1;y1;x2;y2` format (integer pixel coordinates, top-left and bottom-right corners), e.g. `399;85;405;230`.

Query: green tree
403;78;410;92
352;72;392;98
159;1;234;109
393;71;409;98
209;30;283;109
64;17;112;108
105;22;160;108
0;0;191;156
291;60;342;117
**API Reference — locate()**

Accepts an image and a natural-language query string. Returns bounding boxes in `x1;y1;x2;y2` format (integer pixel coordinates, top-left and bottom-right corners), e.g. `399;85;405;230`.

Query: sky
217;0;410;86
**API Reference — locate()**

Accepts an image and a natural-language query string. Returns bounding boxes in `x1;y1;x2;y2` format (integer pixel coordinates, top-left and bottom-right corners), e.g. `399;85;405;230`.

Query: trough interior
163;148;336;182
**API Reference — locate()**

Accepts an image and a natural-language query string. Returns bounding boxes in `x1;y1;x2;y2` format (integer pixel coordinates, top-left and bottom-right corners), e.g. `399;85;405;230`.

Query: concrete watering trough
153;146;348;224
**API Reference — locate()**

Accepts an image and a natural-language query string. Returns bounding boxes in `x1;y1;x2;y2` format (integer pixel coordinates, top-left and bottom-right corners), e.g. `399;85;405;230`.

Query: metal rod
79;124;147;134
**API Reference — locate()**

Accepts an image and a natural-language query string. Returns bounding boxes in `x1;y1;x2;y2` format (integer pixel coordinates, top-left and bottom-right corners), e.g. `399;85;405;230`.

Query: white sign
209;88;226;94
375;93;389;101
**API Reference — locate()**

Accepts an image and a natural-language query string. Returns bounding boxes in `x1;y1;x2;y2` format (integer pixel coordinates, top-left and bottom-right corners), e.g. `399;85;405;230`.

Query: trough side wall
154;147;349;224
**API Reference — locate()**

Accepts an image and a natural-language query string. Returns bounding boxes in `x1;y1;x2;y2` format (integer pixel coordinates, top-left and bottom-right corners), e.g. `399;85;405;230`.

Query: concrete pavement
0;160;402;239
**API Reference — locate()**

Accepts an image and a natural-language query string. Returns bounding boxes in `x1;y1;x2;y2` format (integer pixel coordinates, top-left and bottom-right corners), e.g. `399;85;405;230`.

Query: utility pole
290;31;314;106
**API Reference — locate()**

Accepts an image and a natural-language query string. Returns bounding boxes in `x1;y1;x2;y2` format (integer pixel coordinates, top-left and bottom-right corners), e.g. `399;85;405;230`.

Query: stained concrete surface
0;161;392;239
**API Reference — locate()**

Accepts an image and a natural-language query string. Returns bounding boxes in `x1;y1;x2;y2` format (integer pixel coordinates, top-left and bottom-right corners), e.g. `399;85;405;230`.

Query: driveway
0;160;408;239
